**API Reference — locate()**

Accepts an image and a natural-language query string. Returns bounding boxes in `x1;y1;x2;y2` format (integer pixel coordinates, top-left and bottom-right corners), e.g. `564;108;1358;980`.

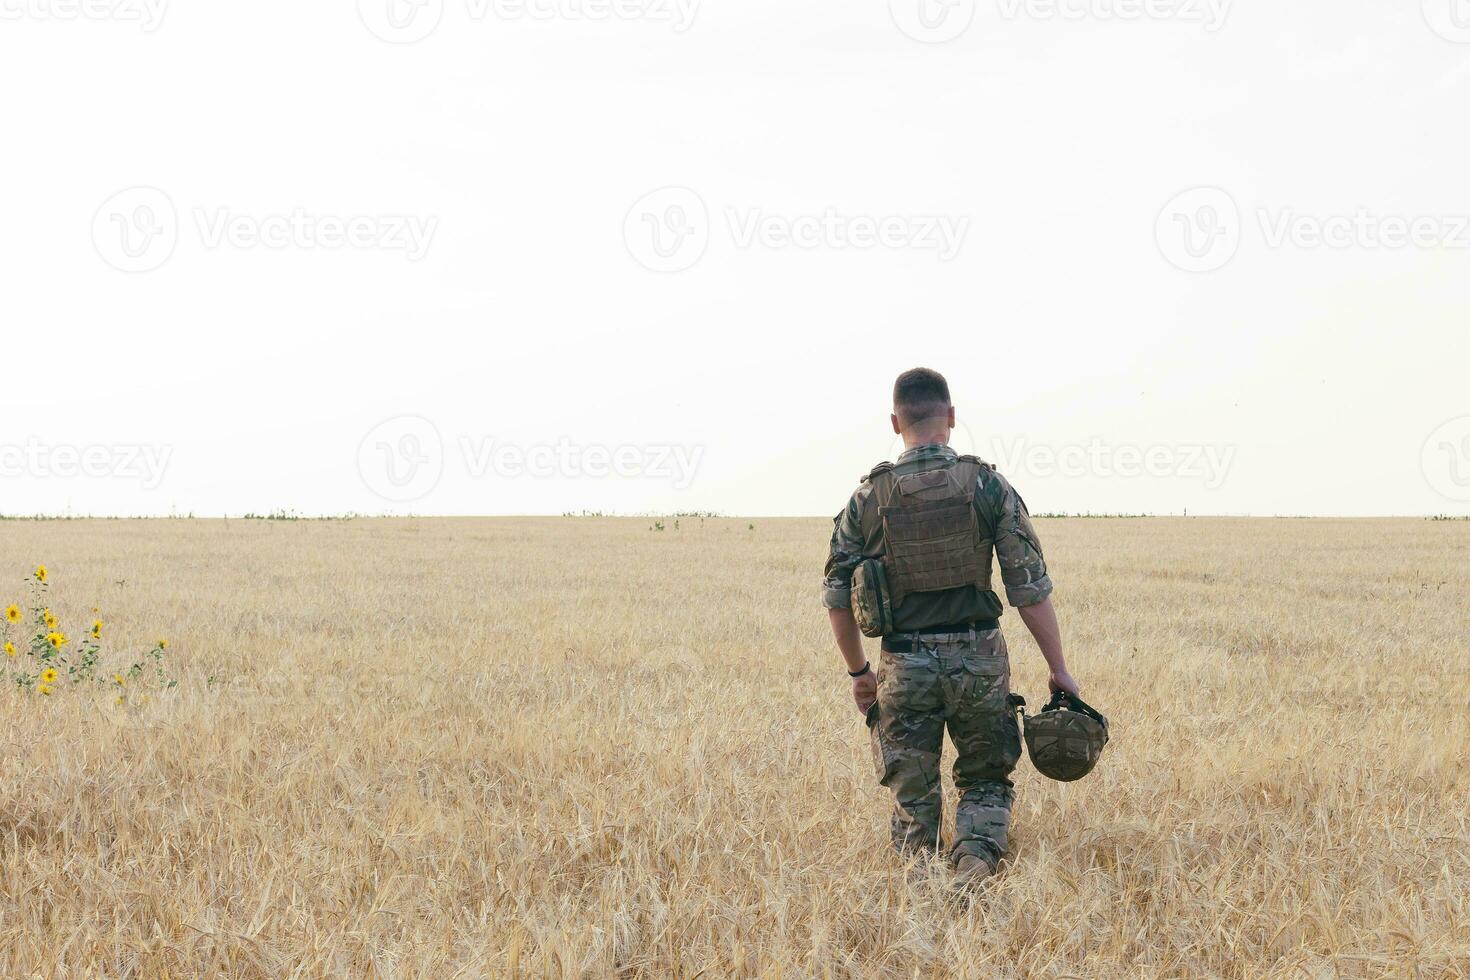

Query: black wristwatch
848;662;872;678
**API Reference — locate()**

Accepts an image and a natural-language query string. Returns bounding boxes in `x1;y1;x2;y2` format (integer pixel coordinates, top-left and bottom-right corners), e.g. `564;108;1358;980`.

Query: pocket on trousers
878;650;939;714
962;647;1009;702
960;647;1008;677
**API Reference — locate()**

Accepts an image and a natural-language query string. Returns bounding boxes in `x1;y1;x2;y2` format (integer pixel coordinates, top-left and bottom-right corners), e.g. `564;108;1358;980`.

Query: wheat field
0;516;1466;978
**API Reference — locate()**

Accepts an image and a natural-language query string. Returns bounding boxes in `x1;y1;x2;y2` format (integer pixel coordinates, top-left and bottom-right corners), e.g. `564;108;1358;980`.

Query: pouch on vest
851;558;894;638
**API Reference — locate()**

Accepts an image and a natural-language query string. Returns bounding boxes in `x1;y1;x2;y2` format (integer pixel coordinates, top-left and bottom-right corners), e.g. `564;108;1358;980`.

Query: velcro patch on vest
896;469;955;497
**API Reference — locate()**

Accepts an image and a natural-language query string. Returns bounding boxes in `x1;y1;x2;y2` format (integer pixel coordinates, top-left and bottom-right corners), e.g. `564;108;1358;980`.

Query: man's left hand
1049;669;1080;697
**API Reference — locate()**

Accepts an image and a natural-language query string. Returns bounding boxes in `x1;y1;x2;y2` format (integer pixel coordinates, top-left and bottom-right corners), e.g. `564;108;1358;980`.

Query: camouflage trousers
866;628;1021;867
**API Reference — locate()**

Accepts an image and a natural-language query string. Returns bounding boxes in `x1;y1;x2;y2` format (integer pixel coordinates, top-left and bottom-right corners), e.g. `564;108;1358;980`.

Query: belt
882;620;1000;652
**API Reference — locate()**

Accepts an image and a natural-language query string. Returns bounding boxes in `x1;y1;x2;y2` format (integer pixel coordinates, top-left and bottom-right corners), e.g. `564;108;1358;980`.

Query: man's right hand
852;671;878;714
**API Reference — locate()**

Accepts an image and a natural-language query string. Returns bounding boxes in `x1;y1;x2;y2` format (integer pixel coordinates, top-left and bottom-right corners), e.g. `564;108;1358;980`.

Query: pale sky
2;0;1468;517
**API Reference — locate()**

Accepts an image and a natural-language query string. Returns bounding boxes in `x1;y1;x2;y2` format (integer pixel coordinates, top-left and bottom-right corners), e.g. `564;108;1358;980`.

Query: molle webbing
881;492;980;604
866;459;984;606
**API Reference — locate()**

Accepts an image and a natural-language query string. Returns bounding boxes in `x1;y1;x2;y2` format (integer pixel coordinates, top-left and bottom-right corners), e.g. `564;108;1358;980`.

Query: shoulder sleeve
976;467;1053;608
820;486;868;609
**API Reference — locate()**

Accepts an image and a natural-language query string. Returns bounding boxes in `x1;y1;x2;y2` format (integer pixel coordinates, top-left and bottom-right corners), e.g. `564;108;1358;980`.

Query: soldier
822;367;1081;886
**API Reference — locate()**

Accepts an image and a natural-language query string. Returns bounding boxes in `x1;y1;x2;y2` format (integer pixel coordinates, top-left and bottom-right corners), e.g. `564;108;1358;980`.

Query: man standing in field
822;367;1080;885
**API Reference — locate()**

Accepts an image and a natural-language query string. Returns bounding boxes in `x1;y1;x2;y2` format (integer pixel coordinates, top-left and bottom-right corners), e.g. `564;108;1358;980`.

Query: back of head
893;367;953;435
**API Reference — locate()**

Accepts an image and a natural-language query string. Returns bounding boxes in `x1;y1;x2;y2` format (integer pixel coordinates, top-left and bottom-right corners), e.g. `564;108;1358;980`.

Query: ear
890;413;902;435
947;406;956;429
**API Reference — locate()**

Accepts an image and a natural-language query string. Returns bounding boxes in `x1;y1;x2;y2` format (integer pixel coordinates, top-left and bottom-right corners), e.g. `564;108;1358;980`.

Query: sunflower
46;632;68;650
158;638;169;650
44;609;57;630
4;642;15;658
114;673;127;687
38;685;52;697
40;667;58;685
34;565;47;584
4;604;19;624
92;620;104;639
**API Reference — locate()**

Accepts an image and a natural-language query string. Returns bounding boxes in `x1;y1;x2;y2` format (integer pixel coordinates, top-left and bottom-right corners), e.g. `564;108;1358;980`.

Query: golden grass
1;516;1467;978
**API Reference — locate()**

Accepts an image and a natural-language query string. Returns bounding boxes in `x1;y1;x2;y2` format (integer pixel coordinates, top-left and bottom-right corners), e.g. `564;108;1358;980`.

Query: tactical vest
856;454;1004;633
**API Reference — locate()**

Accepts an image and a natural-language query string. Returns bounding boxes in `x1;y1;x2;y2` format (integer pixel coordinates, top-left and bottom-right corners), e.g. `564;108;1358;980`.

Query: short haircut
893;367;952;428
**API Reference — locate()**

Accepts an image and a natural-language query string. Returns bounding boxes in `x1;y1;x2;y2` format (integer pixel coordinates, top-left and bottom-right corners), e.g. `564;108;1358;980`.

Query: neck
902;429;950;450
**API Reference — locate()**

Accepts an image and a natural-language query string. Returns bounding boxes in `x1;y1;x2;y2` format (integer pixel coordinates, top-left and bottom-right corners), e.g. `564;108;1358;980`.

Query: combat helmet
1014;690;1110;782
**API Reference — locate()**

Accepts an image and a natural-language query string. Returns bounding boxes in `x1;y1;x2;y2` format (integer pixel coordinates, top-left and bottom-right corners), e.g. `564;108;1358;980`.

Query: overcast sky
2;0;1468;517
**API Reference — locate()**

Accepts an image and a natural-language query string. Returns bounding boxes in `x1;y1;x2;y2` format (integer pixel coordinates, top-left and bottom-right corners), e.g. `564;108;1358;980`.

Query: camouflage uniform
823;444;1052;868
